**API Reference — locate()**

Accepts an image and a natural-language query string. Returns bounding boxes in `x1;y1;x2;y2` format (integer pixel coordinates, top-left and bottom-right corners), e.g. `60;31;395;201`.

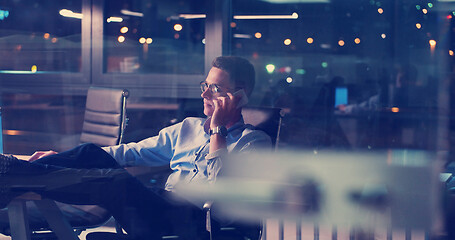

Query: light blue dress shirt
102;117;271;191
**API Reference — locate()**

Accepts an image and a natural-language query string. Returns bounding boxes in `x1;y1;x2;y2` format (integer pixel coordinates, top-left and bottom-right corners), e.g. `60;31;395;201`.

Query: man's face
200;67;233;117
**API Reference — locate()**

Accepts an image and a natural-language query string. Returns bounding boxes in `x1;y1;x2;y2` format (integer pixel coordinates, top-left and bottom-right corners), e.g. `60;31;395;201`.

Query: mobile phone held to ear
234;89;249;108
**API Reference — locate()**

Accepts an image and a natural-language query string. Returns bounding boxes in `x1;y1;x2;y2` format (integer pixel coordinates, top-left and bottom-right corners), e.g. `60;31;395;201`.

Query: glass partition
231;0;448;151
0;0;454;238
103;0;205;74
0;0;83;73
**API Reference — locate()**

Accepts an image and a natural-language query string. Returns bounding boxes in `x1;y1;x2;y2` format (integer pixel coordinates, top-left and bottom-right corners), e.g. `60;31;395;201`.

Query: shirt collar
203;116;245;135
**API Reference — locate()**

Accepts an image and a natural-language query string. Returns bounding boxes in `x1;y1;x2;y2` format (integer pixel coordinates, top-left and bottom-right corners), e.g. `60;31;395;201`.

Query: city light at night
120;27;129;33
174;24;183;31
266;64;275;74
284;39;292;45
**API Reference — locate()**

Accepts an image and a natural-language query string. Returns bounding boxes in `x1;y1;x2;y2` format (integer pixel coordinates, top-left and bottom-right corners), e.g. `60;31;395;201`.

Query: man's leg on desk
0;150;206;239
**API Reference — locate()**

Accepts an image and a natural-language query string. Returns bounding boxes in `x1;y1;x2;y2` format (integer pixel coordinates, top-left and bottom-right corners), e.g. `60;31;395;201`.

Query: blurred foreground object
177;150;439;231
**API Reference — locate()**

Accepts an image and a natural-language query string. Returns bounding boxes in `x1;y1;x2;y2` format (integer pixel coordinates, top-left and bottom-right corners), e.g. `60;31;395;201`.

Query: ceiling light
177;13;298;20
120;9;144;17
234;13;298;19
59;9;83;19
107;17;123;23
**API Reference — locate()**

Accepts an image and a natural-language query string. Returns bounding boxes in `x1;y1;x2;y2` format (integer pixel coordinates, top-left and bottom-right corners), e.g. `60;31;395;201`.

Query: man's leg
1;153;206;239
29;143;174;237
33;143;122;169
36;169;208;239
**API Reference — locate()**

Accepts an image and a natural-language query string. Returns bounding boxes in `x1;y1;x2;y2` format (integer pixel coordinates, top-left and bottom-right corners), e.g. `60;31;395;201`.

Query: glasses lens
200;82;208;93
212;84;220;93
200;82;223;94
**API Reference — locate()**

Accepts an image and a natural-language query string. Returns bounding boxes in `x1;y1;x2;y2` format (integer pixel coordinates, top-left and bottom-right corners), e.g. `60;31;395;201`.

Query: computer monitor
334;87;348;107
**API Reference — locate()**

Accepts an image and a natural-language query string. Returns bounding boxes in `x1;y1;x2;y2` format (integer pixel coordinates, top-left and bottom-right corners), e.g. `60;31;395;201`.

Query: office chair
1;87;129;240
85;106;283;240
204;106;283;240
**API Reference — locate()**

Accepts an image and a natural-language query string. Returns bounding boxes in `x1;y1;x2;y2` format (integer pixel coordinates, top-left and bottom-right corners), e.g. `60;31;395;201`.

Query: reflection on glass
103;0;205;74
231;0;446;150
0;0;82;73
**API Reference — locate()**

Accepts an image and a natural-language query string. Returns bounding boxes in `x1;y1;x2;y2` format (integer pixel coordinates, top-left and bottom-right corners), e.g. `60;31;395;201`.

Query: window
103;0;205;74
231;0;447;150
0;0;82;73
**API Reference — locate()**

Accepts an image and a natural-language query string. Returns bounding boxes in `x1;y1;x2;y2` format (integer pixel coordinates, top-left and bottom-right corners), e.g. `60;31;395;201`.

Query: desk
6;155;79;240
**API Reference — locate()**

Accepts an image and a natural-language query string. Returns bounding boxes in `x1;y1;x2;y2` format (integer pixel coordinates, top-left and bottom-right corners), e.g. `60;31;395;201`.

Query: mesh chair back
241;106;283;148
80;87;129;147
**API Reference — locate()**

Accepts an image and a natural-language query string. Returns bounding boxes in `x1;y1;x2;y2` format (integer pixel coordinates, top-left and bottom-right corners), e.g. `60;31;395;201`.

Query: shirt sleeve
205;130;272;183
102;121;183;166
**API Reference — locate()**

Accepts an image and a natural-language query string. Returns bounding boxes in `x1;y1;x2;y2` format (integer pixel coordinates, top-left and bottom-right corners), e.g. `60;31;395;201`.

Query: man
0;56;271;239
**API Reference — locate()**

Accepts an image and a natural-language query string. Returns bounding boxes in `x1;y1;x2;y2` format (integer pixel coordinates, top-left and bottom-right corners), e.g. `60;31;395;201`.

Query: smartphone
234;89;249;108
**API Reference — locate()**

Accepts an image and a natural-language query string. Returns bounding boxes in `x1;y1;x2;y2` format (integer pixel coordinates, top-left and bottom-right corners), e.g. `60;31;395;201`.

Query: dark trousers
21;143;208;240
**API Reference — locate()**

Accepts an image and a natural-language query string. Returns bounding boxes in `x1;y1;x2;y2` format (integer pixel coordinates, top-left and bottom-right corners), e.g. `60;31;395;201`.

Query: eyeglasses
200;81;228;95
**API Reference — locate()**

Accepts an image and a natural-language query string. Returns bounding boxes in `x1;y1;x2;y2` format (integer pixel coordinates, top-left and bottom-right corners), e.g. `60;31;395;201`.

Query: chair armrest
203;201;213;211
203;201;214;235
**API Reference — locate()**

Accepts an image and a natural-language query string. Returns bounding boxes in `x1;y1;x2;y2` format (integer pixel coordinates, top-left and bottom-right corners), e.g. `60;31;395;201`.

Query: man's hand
336;104;347;112
28;150;58;162
210;92;240;128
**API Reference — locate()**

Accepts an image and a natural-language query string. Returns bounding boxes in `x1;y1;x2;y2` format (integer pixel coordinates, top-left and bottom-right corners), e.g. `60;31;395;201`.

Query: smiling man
0;56;271;239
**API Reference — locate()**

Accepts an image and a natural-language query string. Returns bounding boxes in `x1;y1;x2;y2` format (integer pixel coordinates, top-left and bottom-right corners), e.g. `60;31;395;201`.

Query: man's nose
201;88;212;98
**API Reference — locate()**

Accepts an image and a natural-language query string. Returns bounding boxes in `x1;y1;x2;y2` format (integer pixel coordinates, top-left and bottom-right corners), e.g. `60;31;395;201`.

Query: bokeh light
284;38;291;45
266;64;275;74
174;24;183;31
120;27;129;33
296;69;306;75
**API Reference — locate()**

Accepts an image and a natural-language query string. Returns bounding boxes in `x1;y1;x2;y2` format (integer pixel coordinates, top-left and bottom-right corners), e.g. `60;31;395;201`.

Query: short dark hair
212;56;255;97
